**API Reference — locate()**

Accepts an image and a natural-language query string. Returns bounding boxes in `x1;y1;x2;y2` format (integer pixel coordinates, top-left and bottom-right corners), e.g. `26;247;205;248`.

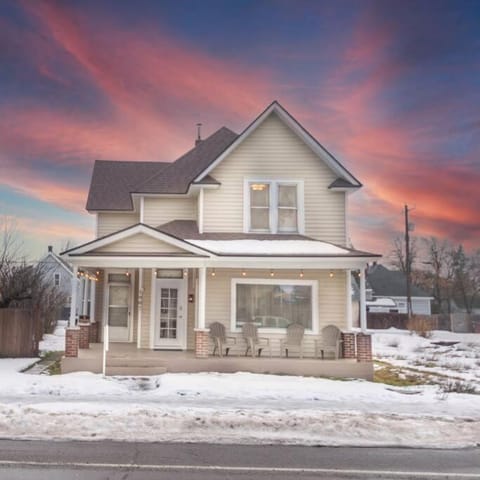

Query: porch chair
209;322;236;357
241;323;271;358
315;324;342;359
280;323;305;358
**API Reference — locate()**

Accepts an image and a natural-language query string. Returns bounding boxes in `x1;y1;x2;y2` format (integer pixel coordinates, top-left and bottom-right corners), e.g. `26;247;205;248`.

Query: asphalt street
0;439;478;479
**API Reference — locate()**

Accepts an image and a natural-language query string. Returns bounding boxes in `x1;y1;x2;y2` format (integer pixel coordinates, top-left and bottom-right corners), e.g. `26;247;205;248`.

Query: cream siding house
62;101;380;378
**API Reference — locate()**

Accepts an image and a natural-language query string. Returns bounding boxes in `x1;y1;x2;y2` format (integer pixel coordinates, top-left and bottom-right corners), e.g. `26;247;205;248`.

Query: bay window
246;180;303;233
232;278;317;332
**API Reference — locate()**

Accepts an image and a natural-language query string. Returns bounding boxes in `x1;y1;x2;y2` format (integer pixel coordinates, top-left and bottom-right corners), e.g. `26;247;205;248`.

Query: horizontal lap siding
95;234;184;253
144;198;196;227
203;114;346;245
204;268;347;358
97;213;139;237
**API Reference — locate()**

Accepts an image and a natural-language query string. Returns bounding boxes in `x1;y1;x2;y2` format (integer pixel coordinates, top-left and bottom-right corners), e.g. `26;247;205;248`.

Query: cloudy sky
1;0;479;260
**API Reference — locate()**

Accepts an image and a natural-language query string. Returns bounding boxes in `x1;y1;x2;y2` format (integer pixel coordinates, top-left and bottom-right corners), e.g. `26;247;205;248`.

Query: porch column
89;276;96;322
359;267;367;333
82;276;90;316
346;269;352;330
197;266;206;329
69;265;78;327
194;266;209;358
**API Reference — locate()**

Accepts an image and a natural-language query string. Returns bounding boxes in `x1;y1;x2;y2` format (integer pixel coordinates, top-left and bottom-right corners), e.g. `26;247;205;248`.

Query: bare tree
390;236;418;273
451;246;480;314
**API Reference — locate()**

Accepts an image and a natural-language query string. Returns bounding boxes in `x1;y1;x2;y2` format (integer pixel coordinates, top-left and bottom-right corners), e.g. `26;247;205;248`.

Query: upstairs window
246;180;303;234
54;273;60;286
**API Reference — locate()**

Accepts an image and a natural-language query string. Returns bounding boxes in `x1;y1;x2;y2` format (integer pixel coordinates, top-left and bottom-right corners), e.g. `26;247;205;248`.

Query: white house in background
38;246;93;320
366;263;433;315
61;101;380;378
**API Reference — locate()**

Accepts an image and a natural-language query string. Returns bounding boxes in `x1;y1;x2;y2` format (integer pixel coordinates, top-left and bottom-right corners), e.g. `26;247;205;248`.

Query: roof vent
195;123;202;146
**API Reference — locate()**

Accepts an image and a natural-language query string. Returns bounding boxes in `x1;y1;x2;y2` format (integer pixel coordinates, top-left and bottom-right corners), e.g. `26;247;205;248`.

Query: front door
155;278;187;349
106;273;132;342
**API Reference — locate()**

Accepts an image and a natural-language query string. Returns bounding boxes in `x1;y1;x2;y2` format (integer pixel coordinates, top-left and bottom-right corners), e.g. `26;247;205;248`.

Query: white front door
106;272;132;342
155;278;187;349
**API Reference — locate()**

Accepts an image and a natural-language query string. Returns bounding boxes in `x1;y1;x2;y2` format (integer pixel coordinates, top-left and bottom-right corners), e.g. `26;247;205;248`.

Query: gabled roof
86;101;362;212
38;251;73;276
194;101;362;188
86;160;169;211
367;264;431;298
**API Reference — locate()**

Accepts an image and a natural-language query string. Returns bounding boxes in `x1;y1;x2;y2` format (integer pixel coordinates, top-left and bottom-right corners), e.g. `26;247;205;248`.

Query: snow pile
39;320;67;353
186;239;349;255
0;359;479;447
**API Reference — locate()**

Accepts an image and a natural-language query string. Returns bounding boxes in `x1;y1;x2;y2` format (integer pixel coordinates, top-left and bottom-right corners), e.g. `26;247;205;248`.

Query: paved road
0;440;478;479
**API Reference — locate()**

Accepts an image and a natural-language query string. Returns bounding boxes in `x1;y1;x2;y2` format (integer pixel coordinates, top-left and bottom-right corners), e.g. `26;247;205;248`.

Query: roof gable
367;264;431;297
195;101;361;187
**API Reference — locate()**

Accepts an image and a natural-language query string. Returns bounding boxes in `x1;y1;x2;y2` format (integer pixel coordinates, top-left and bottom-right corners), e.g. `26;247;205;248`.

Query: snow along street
0;356;479;448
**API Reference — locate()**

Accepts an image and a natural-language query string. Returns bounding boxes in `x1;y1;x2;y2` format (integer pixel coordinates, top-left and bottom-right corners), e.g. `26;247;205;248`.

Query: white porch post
359;267;367;333
82;276;90;316
89;277;96;322
197;266;206;329
346;269;352;330
137;268;143;349
69;266;78;327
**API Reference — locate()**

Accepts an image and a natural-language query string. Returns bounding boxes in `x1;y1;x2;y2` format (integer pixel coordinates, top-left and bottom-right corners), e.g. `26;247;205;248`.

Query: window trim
230;277;318;334
54;273;61;286
243;179;305;234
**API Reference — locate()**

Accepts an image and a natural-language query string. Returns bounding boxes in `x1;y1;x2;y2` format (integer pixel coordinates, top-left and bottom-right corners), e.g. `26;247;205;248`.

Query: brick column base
195;329;210;358
356;333;372;362
79;322;90;349
65;327;80;357
341;332;356;359
89;321;99;343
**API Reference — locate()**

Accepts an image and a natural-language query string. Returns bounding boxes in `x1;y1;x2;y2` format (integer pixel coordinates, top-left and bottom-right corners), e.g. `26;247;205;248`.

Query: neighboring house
366;263;433;315
38;246;90;320
62;101;380;376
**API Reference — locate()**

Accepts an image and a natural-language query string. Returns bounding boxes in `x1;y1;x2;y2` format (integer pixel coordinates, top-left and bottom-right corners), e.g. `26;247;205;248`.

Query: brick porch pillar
89;321;99;343
341;332;356;359
79;322;90;349
65;327;80;357
195;328;210;358
356;333;372;362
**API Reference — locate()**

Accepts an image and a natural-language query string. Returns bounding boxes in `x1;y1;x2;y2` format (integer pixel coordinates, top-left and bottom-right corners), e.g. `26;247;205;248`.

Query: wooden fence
0;309;39;357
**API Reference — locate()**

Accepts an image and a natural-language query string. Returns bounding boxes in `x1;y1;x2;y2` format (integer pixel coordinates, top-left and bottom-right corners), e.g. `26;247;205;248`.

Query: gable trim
42;252;73;276
62;224;213;257
194;101;362;187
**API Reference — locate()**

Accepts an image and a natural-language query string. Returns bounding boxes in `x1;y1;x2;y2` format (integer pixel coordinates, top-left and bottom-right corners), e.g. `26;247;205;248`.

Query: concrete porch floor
61;343;373;380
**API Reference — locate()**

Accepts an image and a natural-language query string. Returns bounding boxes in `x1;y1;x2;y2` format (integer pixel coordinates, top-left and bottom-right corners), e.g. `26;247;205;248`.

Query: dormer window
245;180;304;234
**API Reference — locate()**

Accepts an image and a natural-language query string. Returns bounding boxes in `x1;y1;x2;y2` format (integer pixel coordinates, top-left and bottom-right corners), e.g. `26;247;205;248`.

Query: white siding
143;197;196;227
97;212;139;237
204;268;347;357
203;113;346;244
93;233;186;254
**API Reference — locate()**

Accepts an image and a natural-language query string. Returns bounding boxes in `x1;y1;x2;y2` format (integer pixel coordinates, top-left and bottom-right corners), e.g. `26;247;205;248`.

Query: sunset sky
1;0;479;260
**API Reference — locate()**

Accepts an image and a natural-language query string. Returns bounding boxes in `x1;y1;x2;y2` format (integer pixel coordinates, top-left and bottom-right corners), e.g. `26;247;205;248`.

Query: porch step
106;357;168;368
105;365;167;376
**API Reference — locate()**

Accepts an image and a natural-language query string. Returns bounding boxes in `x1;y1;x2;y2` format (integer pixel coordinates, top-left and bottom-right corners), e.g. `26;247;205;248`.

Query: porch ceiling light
211;268;216;277
329;270;334;278
299;269;304;278
270;269;275;277
241;269;246;276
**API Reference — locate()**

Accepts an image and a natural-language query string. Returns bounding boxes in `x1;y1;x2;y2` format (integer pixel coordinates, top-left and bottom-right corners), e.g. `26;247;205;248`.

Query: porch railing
102;324;109;376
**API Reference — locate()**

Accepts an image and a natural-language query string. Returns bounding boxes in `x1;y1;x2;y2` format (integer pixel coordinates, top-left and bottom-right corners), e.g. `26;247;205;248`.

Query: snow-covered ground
373;328;480;388
39;320;67;353
0;326;478;447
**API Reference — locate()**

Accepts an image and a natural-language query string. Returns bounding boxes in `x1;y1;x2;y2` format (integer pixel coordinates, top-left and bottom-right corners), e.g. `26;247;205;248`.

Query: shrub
406;315;435;338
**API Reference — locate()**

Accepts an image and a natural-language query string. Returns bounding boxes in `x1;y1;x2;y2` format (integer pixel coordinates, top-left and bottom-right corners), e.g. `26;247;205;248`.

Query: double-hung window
246;180;303;233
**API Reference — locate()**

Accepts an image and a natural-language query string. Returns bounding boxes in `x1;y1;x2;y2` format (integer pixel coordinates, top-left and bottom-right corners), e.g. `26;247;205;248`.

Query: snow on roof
366;298;397;307
185;239;350;256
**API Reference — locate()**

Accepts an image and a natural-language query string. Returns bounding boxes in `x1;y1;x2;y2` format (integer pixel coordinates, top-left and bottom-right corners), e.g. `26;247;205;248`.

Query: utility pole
404;204;413;318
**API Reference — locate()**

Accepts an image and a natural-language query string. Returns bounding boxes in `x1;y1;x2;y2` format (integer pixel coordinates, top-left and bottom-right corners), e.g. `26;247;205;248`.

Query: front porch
62;342;373;379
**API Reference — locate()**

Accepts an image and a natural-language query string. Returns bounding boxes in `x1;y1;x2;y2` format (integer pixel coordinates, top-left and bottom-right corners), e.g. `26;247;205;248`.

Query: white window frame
230;277;318;334
243;179;305;234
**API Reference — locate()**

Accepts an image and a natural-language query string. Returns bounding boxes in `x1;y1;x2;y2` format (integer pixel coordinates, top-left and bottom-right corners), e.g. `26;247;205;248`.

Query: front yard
0;325;478;448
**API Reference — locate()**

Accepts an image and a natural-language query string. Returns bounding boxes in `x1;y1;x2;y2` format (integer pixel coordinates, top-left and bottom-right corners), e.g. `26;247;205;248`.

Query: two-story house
62;101;380;378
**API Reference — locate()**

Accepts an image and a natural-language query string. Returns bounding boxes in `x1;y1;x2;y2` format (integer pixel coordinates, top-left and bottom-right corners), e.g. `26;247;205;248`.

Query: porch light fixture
299;270;304;278
183;269;188;277
125;271;130;277
96;270;100;276
329;270;334;278
357;271;361;277
241;269;246;277
211;268;216;277
270;269;275;277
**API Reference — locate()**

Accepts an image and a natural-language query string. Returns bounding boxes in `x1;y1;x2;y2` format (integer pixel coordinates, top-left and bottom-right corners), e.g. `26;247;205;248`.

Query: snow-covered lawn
373;328;480;389
0;355;479;448
39;320;67;353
